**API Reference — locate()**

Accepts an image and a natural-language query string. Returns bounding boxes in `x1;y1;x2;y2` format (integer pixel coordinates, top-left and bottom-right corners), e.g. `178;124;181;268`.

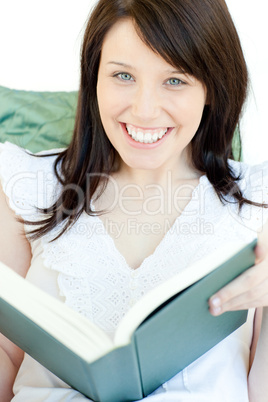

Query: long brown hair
28;0;266;239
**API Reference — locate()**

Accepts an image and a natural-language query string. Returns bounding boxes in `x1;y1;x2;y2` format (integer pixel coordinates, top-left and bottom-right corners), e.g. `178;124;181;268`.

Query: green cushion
232;128;242;161
0;86;77;152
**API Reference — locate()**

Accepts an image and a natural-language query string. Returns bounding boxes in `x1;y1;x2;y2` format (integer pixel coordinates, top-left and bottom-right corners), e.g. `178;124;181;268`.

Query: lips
125;123;169;144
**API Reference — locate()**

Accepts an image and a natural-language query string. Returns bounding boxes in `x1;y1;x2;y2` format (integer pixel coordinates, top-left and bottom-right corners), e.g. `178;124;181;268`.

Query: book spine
88;342;143;401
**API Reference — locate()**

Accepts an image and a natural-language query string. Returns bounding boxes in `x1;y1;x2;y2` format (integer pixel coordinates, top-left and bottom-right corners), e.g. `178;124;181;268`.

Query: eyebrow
107;61;185;75
169;70;185;74
107;61;136;69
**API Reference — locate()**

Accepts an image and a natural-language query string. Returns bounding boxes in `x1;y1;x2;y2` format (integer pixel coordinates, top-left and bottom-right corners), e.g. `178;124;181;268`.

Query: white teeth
126;124;168;144
144;133;152;144
152;133;158;142
137;131;144;142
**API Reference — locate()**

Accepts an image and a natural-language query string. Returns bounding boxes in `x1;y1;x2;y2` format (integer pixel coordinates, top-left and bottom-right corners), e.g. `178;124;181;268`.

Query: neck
115;152;201;188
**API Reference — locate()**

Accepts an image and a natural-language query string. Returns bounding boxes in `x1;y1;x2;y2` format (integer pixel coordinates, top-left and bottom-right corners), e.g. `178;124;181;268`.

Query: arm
247;222;268;401
248;307;268;401
0;185;32;401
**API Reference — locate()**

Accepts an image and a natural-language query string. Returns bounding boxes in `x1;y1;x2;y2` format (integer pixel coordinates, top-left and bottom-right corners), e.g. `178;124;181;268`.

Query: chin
122;156;164;171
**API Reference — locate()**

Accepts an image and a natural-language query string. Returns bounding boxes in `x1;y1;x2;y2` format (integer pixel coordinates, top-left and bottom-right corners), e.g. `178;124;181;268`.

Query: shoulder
228;158;268;193
0;141;63;171
0;141;63;173
0;142;64;221
228;158;268;174
228;159;268;231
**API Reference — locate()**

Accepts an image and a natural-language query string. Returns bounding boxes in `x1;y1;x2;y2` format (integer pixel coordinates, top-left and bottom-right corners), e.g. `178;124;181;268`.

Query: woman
0;0;268;400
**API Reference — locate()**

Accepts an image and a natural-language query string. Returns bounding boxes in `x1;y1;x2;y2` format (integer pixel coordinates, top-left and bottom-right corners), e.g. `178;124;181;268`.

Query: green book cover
0;239;257;401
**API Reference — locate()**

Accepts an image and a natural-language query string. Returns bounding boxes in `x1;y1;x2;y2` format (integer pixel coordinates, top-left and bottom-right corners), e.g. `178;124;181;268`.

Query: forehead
101;18;148;56
100;18;175;70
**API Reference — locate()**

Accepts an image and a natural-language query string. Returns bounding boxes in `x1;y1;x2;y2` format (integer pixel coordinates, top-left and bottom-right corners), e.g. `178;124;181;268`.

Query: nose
131;83;160;122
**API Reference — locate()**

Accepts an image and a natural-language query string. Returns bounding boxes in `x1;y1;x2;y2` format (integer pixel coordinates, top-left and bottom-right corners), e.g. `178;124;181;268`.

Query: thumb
255;242;267;264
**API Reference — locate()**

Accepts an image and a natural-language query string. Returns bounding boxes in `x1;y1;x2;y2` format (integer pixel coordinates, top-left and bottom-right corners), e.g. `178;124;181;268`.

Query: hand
209;241;268;316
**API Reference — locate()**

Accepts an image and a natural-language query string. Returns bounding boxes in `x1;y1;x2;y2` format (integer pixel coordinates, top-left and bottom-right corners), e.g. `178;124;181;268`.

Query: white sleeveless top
0;141;268;402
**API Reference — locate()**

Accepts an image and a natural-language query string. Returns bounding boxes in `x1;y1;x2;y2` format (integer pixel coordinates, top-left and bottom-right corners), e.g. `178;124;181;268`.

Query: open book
0;239;257;401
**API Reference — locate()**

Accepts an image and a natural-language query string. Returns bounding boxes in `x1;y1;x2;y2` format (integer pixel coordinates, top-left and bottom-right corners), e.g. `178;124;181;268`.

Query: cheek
97;85;122;147
97;84;110;117
97;79;126;113
176;94;206;129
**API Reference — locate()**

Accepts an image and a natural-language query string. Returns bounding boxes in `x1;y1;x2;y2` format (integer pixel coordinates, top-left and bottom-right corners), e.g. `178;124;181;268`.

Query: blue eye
117;73;133;81
167;78;183;86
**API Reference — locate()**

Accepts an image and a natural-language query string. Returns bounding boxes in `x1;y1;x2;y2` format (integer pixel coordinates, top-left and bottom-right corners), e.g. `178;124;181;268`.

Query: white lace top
0;141;268;402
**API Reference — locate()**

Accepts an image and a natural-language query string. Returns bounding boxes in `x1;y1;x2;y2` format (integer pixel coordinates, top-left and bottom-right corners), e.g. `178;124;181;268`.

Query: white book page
0;262;114;362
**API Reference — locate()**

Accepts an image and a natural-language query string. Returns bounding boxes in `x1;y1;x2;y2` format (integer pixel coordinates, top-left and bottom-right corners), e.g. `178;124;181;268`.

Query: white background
0;0;267;164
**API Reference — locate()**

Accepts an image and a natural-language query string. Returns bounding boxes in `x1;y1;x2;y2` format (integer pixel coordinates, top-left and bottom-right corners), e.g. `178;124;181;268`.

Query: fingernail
211;297;221;307
212;306;222;315
210;297;222;315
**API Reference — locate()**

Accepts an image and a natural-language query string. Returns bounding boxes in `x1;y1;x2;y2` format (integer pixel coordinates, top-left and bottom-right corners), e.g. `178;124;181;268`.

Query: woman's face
97;18;207;174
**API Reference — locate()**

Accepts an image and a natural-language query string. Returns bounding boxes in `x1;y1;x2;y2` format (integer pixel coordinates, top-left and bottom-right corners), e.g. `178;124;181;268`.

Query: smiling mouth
125;123;169;144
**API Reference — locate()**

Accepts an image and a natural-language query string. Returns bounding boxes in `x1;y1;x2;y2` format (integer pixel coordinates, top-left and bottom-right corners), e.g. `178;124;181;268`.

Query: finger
210;275;268;315
214;264;263;301
209;263;267;314
222;297;268;312
211;280;268;315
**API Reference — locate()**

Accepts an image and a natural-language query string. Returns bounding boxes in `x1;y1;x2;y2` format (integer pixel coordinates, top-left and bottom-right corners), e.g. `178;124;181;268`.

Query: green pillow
0;85;77;152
